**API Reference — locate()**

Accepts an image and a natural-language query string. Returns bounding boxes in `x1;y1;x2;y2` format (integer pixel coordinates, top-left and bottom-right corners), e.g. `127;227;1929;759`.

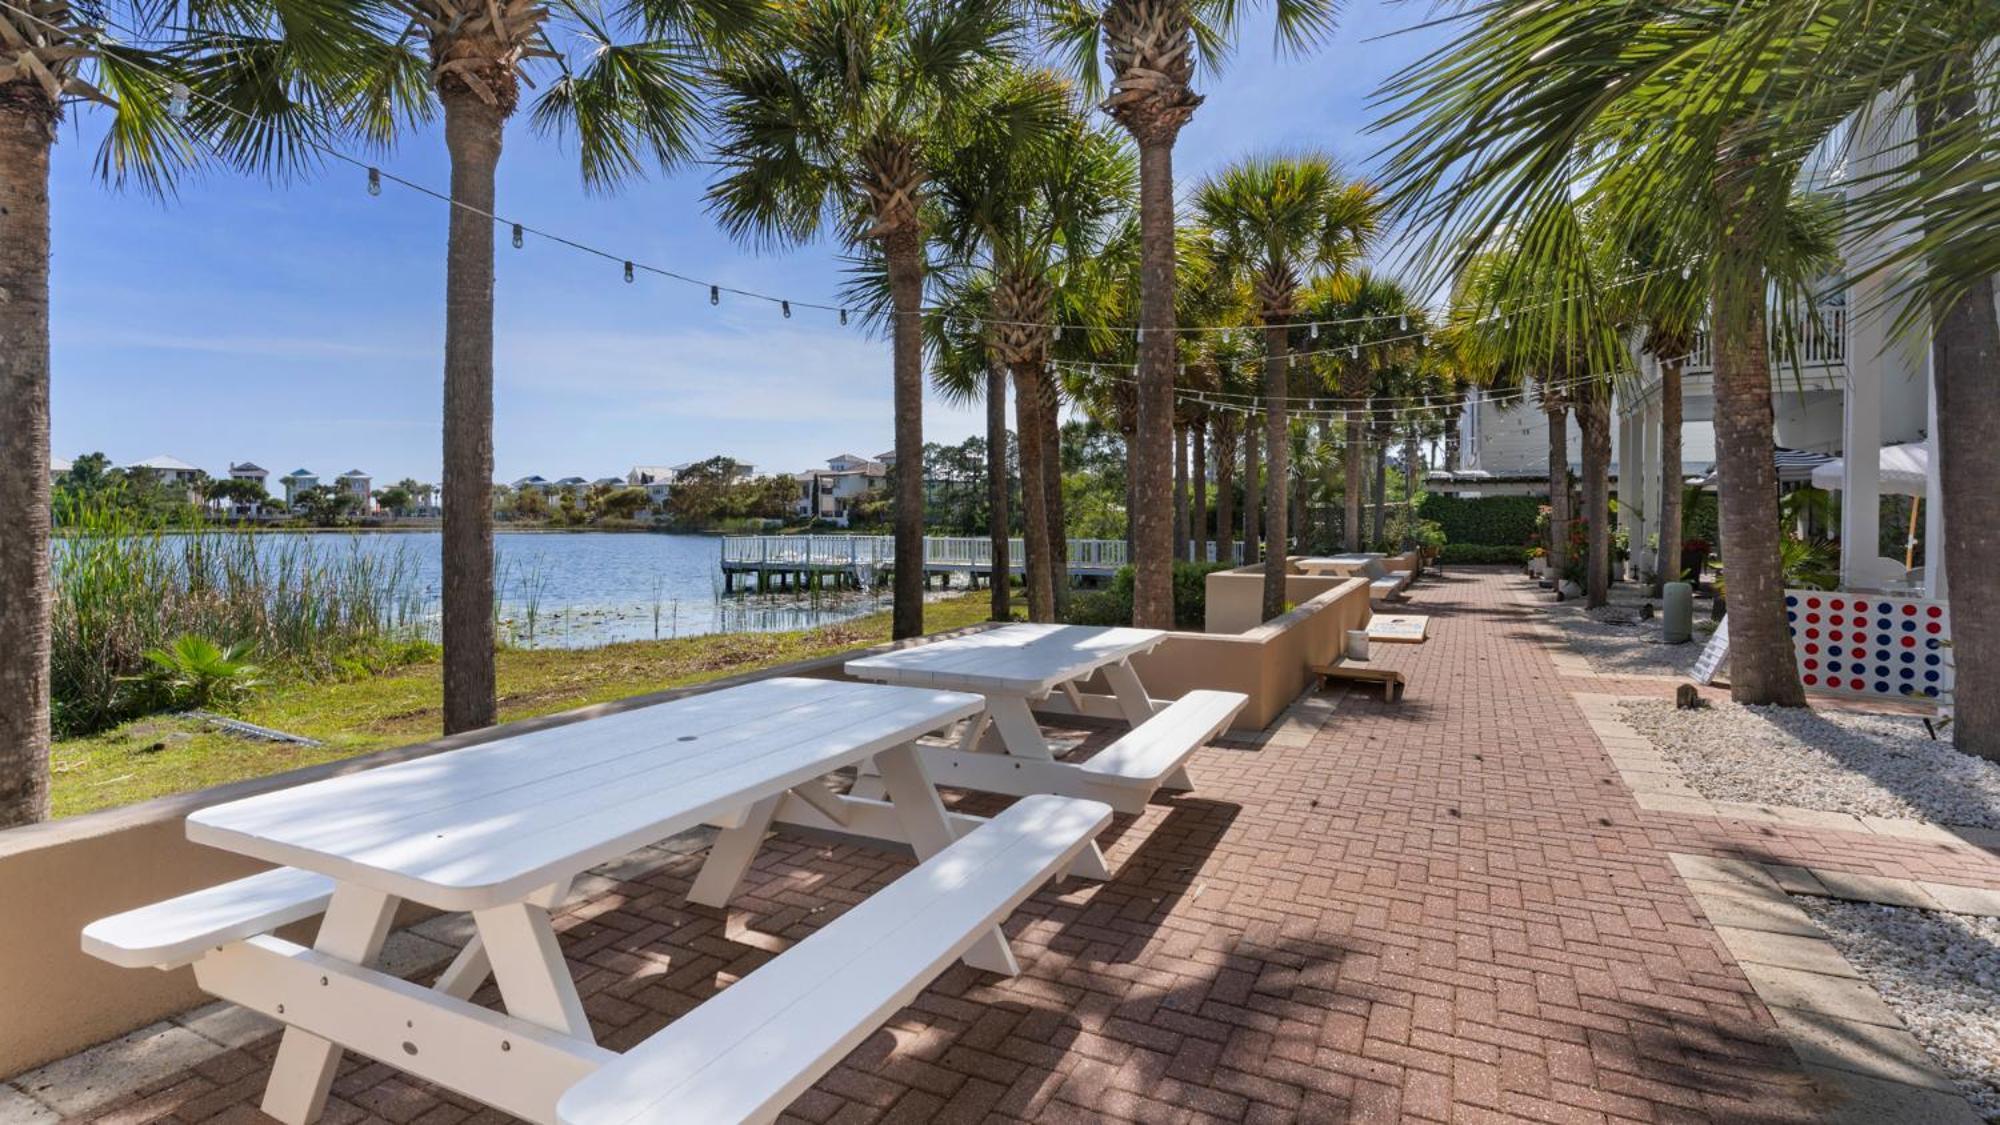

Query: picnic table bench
847;624;1247;822
1297;554;1411;601
83;677;1111;1125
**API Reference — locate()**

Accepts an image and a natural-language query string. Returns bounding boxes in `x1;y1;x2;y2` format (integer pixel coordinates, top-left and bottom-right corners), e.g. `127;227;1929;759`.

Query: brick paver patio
46;568;2000;1124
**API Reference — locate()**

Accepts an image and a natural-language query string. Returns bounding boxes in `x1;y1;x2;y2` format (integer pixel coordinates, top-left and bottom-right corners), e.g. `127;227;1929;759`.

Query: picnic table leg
1099;659;1161;727
872;742;1021;976
471;900;593;1040
687;792;784;908
987;696;1056;760
260;884;398;1125
434;880;569;1000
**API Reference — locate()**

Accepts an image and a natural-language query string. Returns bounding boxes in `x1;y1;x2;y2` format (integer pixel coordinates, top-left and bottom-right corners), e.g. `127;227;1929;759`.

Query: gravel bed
1619;698;2000;829
1535;582;1719;678
1796;897;2000;1120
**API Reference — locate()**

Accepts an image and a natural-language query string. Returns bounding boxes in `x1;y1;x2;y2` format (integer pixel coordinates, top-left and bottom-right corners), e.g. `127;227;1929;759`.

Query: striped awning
1692;447;1836;487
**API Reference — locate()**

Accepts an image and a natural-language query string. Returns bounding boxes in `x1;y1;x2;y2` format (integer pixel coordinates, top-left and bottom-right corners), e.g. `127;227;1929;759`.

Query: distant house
336;470;373;511
796;454;888;525
672;458;756;481
279;468;319;506
591;476;625;490
511;475;553;494
552;476;590;493
50;456;71;481
226;462;270;517
128;455;204;502
626;465;677;503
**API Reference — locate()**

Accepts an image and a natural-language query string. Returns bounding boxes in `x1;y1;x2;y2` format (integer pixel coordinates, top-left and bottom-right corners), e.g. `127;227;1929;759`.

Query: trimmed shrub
1063;561;1229;629
1417;493;1542;548
1438;543;1530;565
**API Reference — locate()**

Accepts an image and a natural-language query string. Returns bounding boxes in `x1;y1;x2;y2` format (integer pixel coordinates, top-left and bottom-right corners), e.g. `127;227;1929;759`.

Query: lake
254;531;895;648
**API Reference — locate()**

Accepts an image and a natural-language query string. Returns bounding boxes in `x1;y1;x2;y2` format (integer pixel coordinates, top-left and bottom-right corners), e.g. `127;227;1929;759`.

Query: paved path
45;567;2000;1124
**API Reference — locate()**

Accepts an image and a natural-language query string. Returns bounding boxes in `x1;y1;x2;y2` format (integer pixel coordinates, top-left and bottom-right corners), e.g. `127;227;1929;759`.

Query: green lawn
51;593;1001;818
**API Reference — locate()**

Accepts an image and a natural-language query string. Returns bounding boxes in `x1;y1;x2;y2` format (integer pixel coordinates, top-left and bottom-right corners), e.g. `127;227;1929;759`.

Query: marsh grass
52;499;428;736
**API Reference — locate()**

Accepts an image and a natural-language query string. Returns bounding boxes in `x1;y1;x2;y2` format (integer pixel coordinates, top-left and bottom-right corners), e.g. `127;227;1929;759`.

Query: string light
781;300;792;319
710;285;720;306
367;167;380;197
168;82;189;122
839;308;849;326
511;223;523;249
623;261;634;283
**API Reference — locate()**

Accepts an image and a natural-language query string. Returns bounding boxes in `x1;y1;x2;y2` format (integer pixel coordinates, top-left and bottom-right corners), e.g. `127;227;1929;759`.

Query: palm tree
1039;0;1338;627
924;275;1014;619
1305;270;1418;554
1195;154;1377;620
926;75;1135;621
709;0;1033;639
1374;0;1852;700
270;0;757;733
0;0;366;824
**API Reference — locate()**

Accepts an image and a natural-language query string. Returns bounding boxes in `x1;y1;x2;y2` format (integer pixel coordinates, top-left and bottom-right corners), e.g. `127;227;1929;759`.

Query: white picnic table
1296;553;1386;576
845;624;1247;824
85;677;1115;1125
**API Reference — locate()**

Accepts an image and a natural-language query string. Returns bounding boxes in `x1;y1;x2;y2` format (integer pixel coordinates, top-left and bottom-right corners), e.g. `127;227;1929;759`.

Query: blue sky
50;2;1448;485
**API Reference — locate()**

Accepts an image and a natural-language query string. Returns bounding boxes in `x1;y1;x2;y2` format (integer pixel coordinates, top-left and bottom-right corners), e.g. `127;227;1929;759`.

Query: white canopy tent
1810;440;1930;497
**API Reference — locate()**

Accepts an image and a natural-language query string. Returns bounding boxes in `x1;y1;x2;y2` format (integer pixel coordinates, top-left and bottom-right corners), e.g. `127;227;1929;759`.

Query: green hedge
1065;561;1228;629
1417;494;1542;547
1438;543;1530;565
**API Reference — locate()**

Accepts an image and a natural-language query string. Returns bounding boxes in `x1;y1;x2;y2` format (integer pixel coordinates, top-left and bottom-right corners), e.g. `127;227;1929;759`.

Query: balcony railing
1684;306;1846;372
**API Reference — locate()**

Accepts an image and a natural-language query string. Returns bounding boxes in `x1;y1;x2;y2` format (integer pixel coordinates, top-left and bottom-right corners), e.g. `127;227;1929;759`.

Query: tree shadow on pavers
1731;707;2000;832
1038;798;1242;965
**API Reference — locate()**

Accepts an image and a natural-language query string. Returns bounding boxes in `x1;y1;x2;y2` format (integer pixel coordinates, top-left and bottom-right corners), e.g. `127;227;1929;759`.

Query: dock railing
720;535;1130;571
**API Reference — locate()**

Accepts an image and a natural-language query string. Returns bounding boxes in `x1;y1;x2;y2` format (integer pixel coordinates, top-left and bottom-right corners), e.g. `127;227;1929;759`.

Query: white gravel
1534;580;1720;677
1619;698;2000;829
1796;897;2000;1120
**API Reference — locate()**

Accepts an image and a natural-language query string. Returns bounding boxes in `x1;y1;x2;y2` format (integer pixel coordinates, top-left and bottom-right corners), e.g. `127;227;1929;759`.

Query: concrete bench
555;794;1112;1125
82;867;334;970
1077;690;1246;813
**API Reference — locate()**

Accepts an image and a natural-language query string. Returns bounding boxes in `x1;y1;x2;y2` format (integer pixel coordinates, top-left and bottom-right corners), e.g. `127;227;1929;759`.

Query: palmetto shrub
52;498;426;736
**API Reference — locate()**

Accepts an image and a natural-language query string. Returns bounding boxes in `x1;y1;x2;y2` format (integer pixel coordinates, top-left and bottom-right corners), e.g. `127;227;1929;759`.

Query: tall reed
51;498;427;735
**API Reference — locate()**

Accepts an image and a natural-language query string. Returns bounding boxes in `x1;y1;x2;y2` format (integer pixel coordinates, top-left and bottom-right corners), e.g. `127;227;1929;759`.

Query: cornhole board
1309;661;1407;702
1367;615;1430;644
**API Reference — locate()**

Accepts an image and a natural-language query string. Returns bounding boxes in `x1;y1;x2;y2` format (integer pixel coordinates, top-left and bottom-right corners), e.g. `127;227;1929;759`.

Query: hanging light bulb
367;167;381;196
839;308;849;326
781;300;792;319
710;285;720;306
1423;333;1431;347
1400;315;1408;331
1681;264;1692;279
1310;322;1319;340
1053;324;1063;341
1350;343;1359;359
168;82;189;122
623;261;635;283
511;224;524;249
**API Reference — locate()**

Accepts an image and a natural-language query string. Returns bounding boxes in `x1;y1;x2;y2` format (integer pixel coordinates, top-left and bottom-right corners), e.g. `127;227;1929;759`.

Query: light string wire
12;0;1702;342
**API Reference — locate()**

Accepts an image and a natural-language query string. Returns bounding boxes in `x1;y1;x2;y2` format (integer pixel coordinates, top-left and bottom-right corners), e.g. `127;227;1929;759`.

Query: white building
225;462;270;517
795;454;888;525
50;456;71;480
127;455;204;502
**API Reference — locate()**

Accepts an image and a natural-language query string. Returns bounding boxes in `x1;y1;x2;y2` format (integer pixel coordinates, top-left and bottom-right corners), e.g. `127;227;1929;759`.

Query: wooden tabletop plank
187;679;983;911
846;624;1166;695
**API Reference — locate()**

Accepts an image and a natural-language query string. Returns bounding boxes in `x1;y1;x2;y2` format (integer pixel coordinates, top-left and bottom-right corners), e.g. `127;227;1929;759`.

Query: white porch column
1925;347;1947;599
1616;396;1640;579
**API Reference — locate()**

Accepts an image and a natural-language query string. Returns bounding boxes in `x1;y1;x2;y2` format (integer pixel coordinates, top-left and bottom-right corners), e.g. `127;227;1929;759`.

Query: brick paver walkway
64;568;2000;1124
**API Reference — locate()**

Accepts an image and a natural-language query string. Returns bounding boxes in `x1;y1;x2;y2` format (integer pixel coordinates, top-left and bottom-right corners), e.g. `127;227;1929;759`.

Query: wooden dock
718;535;1129;593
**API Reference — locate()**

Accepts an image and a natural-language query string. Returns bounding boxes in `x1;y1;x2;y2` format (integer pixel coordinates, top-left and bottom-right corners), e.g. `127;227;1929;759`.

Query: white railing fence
721;535;1130;570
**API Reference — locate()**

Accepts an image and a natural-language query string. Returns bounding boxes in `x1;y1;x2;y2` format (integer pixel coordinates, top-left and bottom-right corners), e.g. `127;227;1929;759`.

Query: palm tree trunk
1917;57;2000;758
1192;418;1208;564
1131;138;1178;627
1013;366;1055;622
1578;387;1612;607
440;92;504;734
1122;426;1137;561
1244;414;1261;564
1344;414;1365;552
1444;405;1463;472
1039;375;1068;617
1173;422;1189;560
0;102;53;827
1214;414;1236;565
1711;150;1804;706
883;229;928;639
986;360;1010;621
1657;357;1685;594
1544;400;1570;581
1261;324;1289;621
1370;439;1387;547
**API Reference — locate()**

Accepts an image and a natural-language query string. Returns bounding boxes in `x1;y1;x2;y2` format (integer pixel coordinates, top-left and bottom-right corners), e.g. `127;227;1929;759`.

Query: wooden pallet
1311;661;1407;702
